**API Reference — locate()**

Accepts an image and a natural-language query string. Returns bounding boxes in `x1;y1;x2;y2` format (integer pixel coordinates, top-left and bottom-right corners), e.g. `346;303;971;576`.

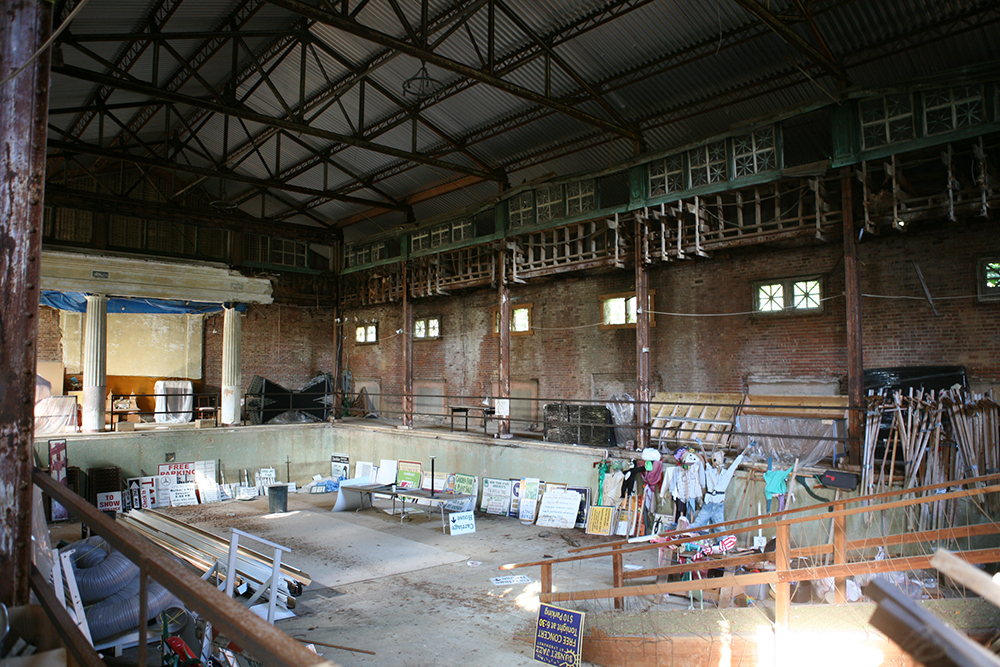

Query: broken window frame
977;257;1000;302
508;191;535;228
754;276;824;314
413;316;442;339
599;291;656;329
536;184;564;223
733;126;777;179
566;179;597;216
689;139;728;187
492;304;534;336
355;323;378;344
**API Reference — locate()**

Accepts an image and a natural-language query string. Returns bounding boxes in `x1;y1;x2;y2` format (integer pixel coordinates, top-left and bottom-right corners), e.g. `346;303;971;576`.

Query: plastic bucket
267;484;288;513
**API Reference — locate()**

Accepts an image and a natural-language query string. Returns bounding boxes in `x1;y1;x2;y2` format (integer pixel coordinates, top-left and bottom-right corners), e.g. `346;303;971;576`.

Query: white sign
169;482;199;507
490;575;532;586
494;398;510;417
448;511;476;535
195;460;219;503
535;489;583;529
97;492;122;513
481;478;513;515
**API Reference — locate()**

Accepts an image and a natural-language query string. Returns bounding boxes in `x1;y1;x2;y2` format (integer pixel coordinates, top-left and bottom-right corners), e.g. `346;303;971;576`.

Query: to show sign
97;492;123;513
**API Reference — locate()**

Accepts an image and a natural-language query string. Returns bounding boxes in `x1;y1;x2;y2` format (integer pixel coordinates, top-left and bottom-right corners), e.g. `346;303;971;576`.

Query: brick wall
35;221;1000;415
37;306;62;362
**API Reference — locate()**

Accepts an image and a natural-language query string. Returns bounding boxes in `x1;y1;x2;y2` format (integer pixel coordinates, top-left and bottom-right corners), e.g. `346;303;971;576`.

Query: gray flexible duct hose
64;537;139;604
86;577;176;643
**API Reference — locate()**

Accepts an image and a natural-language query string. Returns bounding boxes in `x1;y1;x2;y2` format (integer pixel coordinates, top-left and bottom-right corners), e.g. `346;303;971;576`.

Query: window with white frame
600;291;656;328
860;93;914;148
536;185;563;223
270;238;307;268
566;179;596;215
754;277;823;313
430;224;450;248
414;316;441;339
508;192;534;228
689;140;727;187
355;323;378;343
733;127;776;178
978;257;1000;302
924;84;984;135
493;304;533;335
649;153;684;197
451;219;473;242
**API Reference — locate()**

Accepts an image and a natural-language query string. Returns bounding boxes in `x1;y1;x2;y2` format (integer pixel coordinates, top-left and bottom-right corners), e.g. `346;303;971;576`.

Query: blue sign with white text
533;603;584;667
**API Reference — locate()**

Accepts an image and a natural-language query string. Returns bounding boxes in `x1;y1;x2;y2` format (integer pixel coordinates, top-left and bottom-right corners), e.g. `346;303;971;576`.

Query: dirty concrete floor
154;491;654;667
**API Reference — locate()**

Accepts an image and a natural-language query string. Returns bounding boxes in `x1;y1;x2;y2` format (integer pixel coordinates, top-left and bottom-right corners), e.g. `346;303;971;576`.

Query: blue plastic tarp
40;291;246;315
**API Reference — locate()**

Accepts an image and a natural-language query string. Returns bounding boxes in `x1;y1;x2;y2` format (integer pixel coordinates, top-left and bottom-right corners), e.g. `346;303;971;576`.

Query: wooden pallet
649;392;743;448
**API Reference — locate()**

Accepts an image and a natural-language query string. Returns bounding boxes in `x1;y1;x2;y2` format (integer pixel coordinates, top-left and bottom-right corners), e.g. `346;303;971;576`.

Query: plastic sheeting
606;394;636;447
34;374;78;435
734;414;844;468
154;380;193;423
40;290;246;315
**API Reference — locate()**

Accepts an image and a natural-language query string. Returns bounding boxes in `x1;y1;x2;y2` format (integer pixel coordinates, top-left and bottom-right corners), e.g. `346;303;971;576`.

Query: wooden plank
792;522;1000;558
623;551;773;580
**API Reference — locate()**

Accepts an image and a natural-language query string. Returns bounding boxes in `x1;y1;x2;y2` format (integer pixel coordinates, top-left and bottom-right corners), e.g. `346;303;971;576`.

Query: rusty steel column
842;168;864;465
0;0;52;607
497;249;511;437
81;294;108;432
401;263;413;428
634;215;651;451
221;305;243;425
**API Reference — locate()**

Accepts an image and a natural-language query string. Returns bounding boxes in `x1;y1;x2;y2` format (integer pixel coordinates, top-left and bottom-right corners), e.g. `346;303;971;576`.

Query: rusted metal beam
730;0;847;82
47;137;410;211
0;0;52;607
498;249;511;438
44;184;336;242
53;64;499;183
401;262;413;428
268;0;640;142
842;168;863;465
634;214;650;451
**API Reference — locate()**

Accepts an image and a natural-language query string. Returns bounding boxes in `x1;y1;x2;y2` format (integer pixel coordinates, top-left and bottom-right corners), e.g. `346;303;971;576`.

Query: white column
221;306;242;425
81;294;108;432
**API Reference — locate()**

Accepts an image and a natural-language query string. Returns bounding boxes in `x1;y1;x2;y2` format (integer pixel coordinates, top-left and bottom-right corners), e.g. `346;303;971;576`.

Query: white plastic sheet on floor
154;380;193;423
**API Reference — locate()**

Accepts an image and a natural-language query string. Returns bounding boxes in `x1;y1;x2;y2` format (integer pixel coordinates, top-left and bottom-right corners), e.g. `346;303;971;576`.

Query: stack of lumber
119;509;310;609
649;392;742;448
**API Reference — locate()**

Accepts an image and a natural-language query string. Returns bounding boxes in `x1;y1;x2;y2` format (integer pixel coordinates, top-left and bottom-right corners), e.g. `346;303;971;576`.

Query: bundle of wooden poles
862;388;999;530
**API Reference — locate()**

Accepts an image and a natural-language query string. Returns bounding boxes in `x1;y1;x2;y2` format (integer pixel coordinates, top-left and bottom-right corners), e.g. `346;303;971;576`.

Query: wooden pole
634;214;651;450
774;523;791;630
497;249;511;437
842;168;864;465
401;262;413;428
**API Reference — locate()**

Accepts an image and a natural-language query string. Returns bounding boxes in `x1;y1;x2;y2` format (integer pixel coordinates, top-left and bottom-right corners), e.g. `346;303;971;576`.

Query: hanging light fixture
402;61;441;98
210;179;237;211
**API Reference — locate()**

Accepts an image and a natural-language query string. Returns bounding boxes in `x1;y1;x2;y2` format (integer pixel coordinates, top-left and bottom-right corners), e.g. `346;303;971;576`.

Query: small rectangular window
860;93;914;148
508;192;534;228
754;277;823;313
733;126;776;178
493;304;533;336
978;257;1000;302
566;179;596;215
600;291;656;328
414;316;441;339
536;185;563;223
649;154;684;197
924;85;984;135
689;140;727;187
355;323;378;343
411;230;430;252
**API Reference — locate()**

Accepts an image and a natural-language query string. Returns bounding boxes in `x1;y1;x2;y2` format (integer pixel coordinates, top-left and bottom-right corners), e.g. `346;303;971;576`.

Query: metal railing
31;470;340;667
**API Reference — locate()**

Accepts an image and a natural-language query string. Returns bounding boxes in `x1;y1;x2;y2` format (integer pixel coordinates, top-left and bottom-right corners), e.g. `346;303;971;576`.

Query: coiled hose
62;537;180;642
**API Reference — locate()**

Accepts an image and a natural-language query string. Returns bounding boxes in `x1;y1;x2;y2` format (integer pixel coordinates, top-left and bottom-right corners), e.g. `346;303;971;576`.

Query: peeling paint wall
61;312;203;379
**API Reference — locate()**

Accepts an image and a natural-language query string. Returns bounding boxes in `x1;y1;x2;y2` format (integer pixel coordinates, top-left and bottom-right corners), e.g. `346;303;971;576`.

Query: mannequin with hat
667;448;704;522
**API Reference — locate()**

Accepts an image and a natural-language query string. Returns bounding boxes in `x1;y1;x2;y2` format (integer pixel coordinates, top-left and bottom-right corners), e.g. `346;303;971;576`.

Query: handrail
565;471;1000;554
32;469;341;667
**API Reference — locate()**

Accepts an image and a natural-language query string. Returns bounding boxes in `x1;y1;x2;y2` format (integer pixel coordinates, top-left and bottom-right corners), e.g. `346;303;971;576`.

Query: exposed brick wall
36;306;62;362
202;304;338;394
36;221;1000;415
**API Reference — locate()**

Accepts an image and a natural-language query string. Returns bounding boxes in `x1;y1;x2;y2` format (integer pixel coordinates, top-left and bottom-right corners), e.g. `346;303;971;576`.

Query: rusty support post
498;248;511;437
635;214;651;451
833;501;847;603
612;543;624;610
401;262;413;428
842;168;863;465
0;0;52;607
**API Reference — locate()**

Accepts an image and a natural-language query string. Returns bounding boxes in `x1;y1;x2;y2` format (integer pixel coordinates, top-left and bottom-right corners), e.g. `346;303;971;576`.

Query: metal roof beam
47;138;411;211
268;0;641;142
730;0;848;83
52;64;501;182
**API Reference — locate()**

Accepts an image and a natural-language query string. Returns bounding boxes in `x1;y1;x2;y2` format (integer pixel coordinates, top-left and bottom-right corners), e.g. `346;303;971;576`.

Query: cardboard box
195;419;215;429
115;421;135;432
